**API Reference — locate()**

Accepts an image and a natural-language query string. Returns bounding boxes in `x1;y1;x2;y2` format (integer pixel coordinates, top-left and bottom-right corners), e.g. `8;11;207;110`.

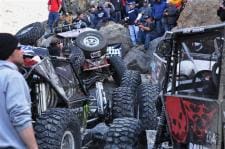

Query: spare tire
16;22;45;45
75;31;107;58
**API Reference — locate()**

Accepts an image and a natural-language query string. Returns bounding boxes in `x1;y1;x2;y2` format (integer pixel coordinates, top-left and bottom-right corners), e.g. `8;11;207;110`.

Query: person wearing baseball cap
0;33;38;149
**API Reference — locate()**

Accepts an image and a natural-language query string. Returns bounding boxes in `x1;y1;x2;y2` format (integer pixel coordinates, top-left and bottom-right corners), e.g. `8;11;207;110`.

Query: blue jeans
161;17;175;31
112;11;122;23
155;19;165;36
137;30;146;45
128;25;139;46
145;32;158;51
48;12;60;32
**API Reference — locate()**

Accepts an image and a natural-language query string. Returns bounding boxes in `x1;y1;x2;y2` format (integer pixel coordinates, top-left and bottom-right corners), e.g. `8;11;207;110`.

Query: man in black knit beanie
0;33;38;149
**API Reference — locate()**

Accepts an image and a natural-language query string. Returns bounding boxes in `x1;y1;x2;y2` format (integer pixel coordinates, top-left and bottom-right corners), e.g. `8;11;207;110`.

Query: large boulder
99;21;132;56
176;0;221;28
148;37;163;53
123;45;151;73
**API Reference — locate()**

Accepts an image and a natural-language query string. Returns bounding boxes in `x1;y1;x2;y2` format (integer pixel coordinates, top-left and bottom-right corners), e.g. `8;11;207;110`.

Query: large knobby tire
112;87;135;119
16;22;45;45
104;117;142;149
109;56;127;85
138;83;160;130
75;31;107;58
69;46;85;72
121;70;141;93
35;108;81;149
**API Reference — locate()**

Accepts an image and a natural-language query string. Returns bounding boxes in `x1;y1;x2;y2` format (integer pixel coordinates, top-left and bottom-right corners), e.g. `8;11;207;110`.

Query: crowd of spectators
58;0;187;50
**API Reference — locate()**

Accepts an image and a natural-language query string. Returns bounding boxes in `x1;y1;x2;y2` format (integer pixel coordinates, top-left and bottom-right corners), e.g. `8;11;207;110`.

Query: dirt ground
0;0;48;34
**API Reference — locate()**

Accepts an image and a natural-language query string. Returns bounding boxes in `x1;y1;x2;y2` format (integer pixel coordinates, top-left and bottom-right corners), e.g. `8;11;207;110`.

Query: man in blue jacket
151;0;167;36
0;33;38;149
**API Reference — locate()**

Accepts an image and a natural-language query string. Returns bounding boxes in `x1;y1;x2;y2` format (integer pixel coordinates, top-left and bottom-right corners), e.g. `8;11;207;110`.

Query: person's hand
134;19;138;24
138;24;145;29
124;17;129;21
164;11;168;16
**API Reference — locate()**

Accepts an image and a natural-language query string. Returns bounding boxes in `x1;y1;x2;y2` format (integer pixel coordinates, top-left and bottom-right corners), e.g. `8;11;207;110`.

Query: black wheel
109;56;127;85
69;46;85;72
192;70;213;94
75;31;107;58
104;117;142;149
121;70;141;92
16;22;45;45
35;108;81;149
138;83;160;130
112;87;135;119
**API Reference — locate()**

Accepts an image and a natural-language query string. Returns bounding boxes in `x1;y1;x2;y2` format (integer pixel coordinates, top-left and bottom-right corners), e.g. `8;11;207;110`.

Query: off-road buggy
148;23;225;149
18;26;140;149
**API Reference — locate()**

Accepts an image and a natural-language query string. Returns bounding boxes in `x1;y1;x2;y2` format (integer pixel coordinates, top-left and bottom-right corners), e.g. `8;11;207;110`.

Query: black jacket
163;4;179;25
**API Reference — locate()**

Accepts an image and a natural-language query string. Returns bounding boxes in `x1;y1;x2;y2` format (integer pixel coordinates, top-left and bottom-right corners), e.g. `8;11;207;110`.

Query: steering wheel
212;62;220;88
192;70;213;94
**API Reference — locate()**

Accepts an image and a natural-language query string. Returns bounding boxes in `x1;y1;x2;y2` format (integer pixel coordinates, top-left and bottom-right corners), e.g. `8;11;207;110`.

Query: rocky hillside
176;0;221;28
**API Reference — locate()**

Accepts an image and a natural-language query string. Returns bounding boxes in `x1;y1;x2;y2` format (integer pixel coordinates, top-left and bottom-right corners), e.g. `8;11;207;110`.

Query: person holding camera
104;0;115;20
111;0;123;22
137;15;157;51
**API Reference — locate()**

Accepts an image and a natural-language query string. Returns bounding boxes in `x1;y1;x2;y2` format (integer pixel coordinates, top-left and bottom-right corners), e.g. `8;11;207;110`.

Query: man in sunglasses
0;33;38;149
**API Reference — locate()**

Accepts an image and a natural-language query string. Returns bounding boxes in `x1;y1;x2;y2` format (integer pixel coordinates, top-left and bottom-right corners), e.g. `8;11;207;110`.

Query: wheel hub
61;130;75;149
83;36;100;48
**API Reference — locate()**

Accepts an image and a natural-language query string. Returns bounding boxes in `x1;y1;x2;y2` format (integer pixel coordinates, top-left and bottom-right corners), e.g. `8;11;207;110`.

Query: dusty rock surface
123;45;151;73
176;0;221;28
99;21;132;56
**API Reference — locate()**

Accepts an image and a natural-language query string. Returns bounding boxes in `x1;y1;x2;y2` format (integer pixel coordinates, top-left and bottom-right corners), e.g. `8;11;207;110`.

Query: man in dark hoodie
162;1;179;31
0;33;38;149
95;3;109;29
111;0;123;22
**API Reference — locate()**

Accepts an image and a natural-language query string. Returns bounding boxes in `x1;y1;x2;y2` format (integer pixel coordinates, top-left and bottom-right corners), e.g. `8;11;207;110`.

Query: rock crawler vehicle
17;22;136;149
149;23;225;149
20;47;129;149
